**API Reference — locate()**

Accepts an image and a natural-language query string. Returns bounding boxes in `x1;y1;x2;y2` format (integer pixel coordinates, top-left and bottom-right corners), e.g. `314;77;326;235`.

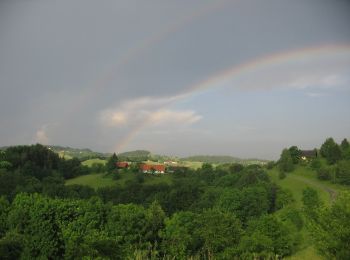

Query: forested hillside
47;145;110;160
0;139;349;259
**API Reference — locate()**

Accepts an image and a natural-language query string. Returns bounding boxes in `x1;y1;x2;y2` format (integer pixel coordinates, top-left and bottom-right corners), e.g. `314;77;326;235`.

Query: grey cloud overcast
0;0;349;159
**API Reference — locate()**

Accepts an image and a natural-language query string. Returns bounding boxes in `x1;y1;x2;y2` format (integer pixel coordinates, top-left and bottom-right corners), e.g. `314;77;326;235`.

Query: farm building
300;150;317;160
116;162;129;169
139;164;165;174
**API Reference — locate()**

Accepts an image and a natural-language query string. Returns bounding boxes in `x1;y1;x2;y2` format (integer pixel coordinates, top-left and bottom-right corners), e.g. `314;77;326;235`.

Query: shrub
317;167;333;181
279;171;286;180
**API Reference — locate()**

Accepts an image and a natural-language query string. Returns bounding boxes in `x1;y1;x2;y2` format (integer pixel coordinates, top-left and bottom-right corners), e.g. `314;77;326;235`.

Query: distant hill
1;145;267;165
47;145;110;160
117;150;151;161
180;155;268;165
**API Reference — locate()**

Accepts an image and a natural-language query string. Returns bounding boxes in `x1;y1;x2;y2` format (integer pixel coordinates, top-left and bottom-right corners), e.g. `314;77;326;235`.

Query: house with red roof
116;162;129;169
139;164;165;174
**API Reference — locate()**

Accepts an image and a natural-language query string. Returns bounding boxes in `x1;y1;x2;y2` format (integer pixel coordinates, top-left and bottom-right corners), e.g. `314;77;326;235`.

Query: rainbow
68;0;233;118
114;43;350;153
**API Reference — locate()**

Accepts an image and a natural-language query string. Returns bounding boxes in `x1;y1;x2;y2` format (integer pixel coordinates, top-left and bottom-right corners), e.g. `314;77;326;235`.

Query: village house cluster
115;161;187;174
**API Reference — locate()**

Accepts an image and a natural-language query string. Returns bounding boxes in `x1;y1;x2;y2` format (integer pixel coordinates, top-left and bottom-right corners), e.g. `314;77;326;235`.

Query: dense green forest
117;150;152;162
0;139;349;259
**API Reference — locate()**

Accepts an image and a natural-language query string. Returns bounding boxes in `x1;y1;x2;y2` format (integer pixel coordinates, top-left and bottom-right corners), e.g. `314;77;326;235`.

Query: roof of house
116;162;129;168
300;150;317;157
140;164;165;172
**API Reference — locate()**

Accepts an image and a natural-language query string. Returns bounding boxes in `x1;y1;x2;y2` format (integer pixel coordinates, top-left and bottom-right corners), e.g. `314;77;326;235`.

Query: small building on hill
300;150;317;160
116;162;129;169
140;164;165;174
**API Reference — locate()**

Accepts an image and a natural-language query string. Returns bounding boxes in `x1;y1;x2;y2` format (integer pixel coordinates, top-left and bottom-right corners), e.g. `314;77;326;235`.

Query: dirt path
288;174;338;202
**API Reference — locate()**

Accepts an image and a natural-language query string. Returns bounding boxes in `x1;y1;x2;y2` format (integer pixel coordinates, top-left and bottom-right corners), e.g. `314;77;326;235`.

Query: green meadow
81;158;107;166
268;165;345;207
66;170;173;189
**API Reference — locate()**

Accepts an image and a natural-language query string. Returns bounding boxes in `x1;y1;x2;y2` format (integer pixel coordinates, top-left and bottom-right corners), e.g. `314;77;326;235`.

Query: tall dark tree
340;138;350;159
340;138;349;150
279;149;294;173
288;146;301;164
320;138;342;164
106;153;118;173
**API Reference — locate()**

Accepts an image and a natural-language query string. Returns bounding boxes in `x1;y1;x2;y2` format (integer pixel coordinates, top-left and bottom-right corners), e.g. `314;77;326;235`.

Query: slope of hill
267;165;345;207
181;155;268;165
117;150;151;161
46;145;110;160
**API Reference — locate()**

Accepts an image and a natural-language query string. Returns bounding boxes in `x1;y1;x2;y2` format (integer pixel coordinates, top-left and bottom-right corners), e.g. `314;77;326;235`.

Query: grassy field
269;165;348;260
268;165;345;207
66;170;173;189
65;173;115;189
58;151;73;160
143;159;204;170
81;158;107;166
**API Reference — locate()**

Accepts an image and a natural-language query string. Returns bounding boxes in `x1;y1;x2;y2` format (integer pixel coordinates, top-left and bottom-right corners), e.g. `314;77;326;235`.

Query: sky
0;0;350;159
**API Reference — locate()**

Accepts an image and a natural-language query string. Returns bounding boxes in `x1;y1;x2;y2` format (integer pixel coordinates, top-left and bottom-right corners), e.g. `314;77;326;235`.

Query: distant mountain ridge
1;145;268;164
46;145;110;160
180;155;268;165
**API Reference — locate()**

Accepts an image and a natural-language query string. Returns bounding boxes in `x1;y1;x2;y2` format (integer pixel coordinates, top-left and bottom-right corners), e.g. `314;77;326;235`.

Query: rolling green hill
81;158;107;167
47;145;110;160
268;165;348;260
65;171;173;189
268;165;345;207
117;150;151;161
181;155;268;165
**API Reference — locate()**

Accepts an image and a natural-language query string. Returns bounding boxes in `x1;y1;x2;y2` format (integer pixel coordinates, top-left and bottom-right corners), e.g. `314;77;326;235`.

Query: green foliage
275;188;294;210
239;215;300;258
180;155;267;165
310;191;350;259
160;211;198;259
266;161;275;169
197;209;242;258
0;232;23;260
1;142;343;259
106;153;118;173
279;171;286;179
0;161;12;170
279;149;294;173
118;150;151;162
340;138;349;151
310;158;322;170
0;197;10;237
289;146;302;164
47;145;109;160
335;160;350;185
229;163;244;173
8;193;65;259
320;137;342;164
316;166;334;181
302;187;322;220
279;206;304;231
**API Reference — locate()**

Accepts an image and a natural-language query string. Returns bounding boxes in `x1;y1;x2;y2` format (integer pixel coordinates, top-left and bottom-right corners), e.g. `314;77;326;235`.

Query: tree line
277;137;350;185
0;142;349;259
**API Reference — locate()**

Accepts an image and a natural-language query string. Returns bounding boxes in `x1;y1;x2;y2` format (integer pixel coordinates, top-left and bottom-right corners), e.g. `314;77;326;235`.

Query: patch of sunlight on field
287;246;322;260
58;152;73;160
65;173;115;189
66;170;173;189
82;158;107;166
268;167;336;207
180;161;203;169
